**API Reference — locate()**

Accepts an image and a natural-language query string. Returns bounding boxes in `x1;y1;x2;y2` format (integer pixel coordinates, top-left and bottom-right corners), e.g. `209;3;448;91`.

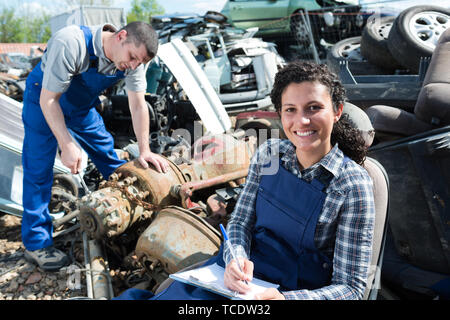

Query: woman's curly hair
270;61;367;165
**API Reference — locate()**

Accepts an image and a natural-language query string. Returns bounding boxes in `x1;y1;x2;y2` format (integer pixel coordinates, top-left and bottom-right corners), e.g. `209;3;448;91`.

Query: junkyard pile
0;212;148;300
0;213;88;300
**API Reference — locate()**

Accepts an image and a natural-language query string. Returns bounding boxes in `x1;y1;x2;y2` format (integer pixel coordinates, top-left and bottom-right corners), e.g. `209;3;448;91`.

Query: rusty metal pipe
52;209;80;229
88;239;113;300
82;232;94;299
179;168;248;195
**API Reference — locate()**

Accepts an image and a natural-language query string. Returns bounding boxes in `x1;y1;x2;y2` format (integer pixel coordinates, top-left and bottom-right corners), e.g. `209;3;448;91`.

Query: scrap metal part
135;205;222;290
78;133;254;240
82;232;114;299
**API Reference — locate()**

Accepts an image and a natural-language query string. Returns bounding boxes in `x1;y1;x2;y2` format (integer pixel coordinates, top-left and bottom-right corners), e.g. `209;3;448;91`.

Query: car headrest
414;27;450;126
343;102;375;147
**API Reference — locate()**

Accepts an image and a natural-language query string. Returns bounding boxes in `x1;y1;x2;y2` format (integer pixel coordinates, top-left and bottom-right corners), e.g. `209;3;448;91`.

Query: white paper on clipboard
170;262;279;300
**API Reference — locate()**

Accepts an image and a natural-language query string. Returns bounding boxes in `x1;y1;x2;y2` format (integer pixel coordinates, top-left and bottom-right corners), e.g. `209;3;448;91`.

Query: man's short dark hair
118;21;158;60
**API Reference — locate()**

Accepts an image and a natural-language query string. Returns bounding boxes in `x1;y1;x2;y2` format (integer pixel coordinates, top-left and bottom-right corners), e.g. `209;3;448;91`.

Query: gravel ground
0;212;149;300
0;213;88;300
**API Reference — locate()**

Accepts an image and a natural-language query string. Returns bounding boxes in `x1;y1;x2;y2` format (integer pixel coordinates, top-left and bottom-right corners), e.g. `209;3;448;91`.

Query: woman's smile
294;130;316;137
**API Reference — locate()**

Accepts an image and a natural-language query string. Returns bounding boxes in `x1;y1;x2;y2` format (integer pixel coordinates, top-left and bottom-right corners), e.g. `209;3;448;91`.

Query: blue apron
21;26;126;251
115;157;347;300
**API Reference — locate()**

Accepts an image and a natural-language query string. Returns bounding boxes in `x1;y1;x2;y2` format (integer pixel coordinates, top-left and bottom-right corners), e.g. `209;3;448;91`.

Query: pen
219;224;248;285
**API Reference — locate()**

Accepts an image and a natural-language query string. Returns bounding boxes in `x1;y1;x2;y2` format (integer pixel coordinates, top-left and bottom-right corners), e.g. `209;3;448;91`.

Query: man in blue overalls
21;21;169;271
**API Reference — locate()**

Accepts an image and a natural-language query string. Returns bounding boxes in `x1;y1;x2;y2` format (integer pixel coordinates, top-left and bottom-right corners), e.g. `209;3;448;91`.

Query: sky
0;0;228;16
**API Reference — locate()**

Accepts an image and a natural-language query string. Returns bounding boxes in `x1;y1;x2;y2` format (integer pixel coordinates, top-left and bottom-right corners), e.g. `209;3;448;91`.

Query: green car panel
221;0;357;37
221;0;320;36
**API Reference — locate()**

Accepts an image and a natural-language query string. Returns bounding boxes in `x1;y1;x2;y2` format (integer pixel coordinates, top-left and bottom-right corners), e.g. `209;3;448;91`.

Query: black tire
387;5;450;73
49;174;79;214
360;15;402;72
327;36;386;76
290;10;311;46
204;11;227;24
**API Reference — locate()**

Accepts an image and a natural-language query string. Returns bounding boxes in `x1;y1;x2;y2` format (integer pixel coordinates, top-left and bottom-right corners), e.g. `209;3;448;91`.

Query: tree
22;13;52;43
0;6;51;43
127;0;165;23
0;7;24;42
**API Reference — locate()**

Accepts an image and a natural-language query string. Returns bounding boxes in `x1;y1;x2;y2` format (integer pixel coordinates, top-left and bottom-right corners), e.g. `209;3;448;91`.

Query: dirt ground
0;211;149;300
0;212;88;300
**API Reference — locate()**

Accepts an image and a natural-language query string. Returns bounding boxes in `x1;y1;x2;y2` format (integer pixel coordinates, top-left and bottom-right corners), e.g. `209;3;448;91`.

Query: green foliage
23;13;52;43
0;7;24;42
0;6;51;43
127;0;165;23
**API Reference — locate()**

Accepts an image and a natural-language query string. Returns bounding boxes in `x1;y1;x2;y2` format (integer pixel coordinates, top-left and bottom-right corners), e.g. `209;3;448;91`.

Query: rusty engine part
78;133;255;240
49;173;79;215
135;206;222;289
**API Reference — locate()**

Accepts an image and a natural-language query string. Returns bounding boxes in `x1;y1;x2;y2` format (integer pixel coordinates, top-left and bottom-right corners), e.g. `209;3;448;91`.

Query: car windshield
9;55;29;64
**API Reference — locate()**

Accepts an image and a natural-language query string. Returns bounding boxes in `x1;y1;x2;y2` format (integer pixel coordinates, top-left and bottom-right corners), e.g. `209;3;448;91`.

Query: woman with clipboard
115;61;375;300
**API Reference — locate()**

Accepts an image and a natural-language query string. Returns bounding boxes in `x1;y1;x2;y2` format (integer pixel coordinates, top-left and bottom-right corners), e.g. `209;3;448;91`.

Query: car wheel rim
338;41;363;61
292;13;309;43
409;11;450;50
376;22;393;40
296;25;309;42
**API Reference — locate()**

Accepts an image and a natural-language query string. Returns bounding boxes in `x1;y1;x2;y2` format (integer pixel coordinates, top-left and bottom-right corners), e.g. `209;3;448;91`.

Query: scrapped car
221;0;320;38
187;31;284;114
220;0;365;50
362;26;450;299
6;53;32;71
317;8;450;298
0;53;32;78
327;5;450;76
150;11;285;114
0;92;76;220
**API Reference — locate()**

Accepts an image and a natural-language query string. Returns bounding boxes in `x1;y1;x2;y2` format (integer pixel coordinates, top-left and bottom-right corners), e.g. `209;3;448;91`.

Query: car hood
157;39;232;134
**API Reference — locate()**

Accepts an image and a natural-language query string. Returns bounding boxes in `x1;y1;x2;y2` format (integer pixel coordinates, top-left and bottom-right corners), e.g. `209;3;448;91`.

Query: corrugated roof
0;43;47;56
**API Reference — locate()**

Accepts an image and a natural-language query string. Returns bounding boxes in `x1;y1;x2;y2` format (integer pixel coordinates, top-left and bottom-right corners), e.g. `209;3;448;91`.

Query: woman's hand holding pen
224;258;253;294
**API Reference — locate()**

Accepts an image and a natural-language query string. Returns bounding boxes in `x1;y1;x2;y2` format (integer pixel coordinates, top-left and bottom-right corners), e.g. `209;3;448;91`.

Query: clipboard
169;262;279;300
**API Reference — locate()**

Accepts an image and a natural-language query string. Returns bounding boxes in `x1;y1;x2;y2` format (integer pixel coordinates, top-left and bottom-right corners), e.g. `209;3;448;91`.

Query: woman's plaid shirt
224;139;375;300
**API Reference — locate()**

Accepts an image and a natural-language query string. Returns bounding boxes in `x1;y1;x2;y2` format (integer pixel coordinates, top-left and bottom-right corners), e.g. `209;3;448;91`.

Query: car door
227;0;291;33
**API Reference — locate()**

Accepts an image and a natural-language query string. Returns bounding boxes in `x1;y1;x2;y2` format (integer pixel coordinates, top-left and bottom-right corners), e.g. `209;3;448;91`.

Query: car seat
343;103;390;299
362;157;389;300
365;27;450;278
365;27;450;140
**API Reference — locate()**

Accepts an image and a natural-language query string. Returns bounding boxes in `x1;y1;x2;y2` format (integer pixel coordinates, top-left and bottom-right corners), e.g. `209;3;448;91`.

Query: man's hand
224;258;254;294
255;288;285;300
138;150;169;173
60;141;83;174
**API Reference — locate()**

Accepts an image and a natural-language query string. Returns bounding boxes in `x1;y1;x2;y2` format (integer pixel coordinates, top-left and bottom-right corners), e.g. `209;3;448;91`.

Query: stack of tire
327;5;450;75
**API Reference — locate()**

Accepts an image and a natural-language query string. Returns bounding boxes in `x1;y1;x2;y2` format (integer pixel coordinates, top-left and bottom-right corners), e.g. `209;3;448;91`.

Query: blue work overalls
21;26;126;251
115;157;347;300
